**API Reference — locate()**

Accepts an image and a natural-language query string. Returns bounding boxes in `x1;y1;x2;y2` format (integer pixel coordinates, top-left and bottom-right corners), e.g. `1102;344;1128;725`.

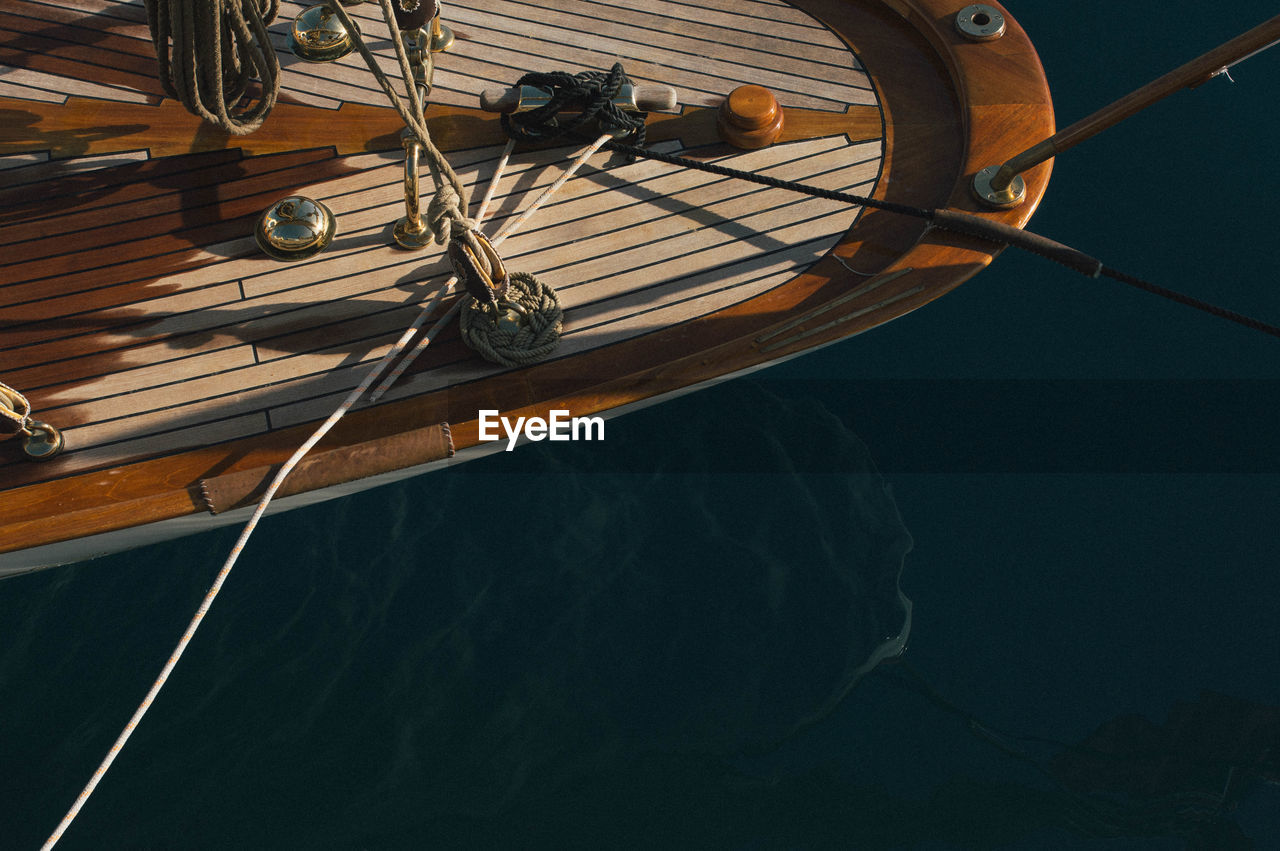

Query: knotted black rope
603;139;1280;340
501;62;647;148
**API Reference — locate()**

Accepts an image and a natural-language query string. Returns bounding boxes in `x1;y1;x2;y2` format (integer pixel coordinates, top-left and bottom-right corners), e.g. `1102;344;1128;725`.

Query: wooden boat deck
0;0;1053;569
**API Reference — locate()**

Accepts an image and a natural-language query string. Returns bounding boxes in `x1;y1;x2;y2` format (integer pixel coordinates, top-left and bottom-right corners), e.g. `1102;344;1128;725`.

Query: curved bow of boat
0;0;1052;573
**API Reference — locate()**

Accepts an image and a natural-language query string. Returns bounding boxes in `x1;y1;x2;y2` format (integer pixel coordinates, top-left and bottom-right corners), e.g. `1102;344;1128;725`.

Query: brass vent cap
291;5;357;62
255;196;336;261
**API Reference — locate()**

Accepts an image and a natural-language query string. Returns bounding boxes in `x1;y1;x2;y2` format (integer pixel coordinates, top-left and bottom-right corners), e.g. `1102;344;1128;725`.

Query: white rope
41;130;610;851
368;279;460;402
325;0;472;233
490;133;613;247
370;133;613;395
45;13;462;838
45;51;618;845
41;279;451;850
377;0;424;119
474;138;515;224
369;140;517;403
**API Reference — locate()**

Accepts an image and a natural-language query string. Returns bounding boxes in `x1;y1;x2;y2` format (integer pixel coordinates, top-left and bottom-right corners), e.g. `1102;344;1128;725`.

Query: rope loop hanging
501;62;647;149
144;0;281;135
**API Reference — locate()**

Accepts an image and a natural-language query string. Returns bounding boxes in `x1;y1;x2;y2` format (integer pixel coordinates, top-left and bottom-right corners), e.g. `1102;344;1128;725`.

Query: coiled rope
460;272;563;366
143;0;280;134
367;132;615;384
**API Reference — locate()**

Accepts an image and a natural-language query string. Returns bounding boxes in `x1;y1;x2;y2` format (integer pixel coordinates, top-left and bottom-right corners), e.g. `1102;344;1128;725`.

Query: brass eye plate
430;21;454;53
22;421;64;461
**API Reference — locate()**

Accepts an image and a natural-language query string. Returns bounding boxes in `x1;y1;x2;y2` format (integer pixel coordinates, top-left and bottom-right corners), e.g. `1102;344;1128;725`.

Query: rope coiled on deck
144;0;281;134
459;272;563;367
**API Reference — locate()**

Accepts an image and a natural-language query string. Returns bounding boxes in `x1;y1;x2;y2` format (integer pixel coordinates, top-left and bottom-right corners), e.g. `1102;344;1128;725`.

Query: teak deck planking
0;0;1053;570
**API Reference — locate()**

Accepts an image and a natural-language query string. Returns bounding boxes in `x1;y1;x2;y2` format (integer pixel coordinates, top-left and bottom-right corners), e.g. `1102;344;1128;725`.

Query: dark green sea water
4;2;1280;847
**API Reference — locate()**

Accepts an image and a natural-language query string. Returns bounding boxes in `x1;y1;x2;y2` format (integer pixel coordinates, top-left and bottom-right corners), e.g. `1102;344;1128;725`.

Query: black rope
1098;264;1280;338
501;63;647;148
499;66;1280;340
603;140;1280;341
606;139;925;217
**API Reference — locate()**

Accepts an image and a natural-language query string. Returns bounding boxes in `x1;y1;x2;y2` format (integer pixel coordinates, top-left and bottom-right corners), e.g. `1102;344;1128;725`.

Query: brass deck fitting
448;230;509;306
255;196;336;260
393;134;435;249
971;163;1027;208
392;22;438;249
430;11;454;52
290;5;357;62
20;421;64;460
1;385;63;461
403;26;432;96
955;5;1005;41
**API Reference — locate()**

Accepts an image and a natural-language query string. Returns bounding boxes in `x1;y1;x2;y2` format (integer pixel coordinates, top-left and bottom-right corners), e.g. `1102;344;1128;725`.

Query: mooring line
490;133;613;246
41;299;437;850
370;132;615;394
43;125;619;848
496;59;1280;341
